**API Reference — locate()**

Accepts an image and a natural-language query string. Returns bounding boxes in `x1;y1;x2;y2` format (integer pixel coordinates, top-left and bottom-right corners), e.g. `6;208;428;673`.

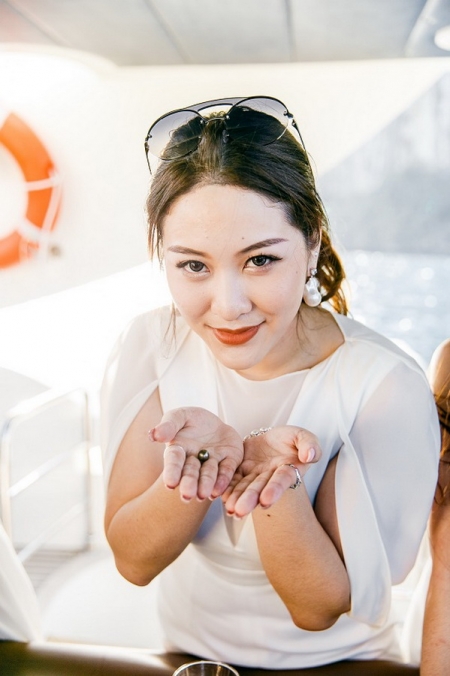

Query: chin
209;346;260;372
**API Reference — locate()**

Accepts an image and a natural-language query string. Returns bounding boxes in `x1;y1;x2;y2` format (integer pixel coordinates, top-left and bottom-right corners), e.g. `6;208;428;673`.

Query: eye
177;260;207;273
247;254;280;268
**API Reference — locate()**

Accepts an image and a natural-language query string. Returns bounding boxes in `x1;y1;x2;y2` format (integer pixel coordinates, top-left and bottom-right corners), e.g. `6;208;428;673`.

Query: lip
211;325;261;346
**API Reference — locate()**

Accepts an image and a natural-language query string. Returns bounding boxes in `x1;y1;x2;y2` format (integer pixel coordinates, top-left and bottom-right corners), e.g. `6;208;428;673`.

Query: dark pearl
198;449;210;463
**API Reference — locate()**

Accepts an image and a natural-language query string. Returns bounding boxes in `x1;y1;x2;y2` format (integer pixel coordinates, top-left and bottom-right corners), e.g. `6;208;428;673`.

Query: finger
178;454;202;502
221;470;244;503
294;429;321;464
259;464;301;508
148;408;191;443
197;458;220;501
222;474;252;514
211;456;240;498
162;444;186;489
232;471;273;518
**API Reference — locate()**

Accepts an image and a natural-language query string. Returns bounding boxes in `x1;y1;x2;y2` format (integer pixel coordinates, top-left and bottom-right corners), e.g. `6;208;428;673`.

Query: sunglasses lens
148;110;204;160
145;97;301;174
226;97;289;144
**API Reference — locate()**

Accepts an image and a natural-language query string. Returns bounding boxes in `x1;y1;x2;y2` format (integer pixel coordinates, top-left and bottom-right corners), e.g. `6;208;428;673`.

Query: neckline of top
215;311;349;383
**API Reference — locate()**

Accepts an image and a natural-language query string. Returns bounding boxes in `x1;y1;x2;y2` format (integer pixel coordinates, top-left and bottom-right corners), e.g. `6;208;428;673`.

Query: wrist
243;427;272;441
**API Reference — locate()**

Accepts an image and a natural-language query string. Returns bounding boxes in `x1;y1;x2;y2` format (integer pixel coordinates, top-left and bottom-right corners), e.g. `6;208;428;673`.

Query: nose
210;272;252;321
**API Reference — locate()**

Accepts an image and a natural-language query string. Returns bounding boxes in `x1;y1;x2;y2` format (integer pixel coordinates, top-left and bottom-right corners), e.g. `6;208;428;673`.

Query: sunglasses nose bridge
200;114;228;131
204;114;225;123
200;114;230;143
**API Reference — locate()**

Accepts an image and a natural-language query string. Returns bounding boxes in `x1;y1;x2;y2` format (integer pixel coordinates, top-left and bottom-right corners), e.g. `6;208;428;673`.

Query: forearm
106;474;210;586
421;551;450;674
421;561;450;674
253;485;350;631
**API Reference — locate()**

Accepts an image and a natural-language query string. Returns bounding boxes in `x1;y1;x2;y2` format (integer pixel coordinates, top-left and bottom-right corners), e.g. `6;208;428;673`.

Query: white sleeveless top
101;306;439;668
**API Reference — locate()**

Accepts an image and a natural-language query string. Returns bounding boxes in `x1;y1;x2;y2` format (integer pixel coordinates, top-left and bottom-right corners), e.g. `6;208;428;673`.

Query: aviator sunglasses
144;96;304;174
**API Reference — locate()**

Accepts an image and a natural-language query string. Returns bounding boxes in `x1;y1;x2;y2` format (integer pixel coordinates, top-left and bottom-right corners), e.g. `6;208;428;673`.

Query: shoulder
334;313;426;376
433;338;450;361
109;306;189;360
429;338;450;393
117;305;179;342
327;314;435;417
101;306;191;397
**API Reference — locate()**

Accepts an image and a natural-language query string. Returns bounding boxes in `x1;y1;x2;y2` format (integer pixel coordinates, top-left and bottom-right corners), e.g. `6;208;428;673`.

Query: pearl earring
303;268;322;307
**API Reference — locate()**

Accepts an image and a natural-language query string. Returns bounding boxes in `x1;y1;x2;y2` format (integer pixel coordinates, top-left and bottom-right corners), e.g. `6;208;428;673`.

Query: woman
420;339;450;674
101;96;439;668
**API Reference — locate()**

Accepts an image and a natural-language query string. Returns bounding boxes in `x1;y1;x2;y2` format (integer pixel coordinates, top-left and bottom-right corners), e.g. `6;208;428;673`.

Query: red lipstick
212;325;260;346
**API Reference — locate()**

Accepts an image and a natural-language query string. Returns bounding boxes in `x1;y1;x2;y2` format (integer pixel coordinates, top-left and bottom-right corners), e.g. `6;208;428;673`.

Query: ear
307;246;320;272
308;230;322;270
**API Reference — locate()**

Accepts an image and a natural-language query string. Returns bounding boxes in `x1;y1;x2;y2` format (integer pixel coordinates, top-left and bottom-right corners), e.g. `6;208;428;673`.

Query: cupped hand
222;426;321;518
149;407;243;502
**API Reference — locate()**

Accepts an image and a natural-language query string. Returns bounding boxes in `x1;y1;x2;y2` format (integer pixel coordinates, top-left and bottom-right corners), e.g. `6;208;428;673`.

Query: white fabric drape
0;521;41;641
101;306;439;667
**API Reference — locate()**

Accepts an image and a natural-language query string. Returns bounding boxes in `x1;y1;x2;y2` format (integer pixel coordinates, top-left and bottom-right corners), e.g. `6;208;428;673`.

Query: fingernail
306;448;316;463
180;495;191;503
233;514;243;521
148;428;155;440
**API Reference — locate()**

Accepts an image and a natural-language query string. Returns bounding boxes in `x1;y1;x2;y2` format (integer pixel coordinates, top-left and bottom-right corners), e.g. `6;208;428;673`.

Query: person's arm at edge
421;339;450;675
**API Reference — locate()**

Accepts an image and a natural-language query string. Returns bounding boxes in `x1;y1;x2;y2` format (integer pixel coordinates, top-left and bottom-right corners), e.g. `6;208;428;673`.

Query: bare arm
421;340;450;674
254;453;349;632
421;480;450;674
105;392;211;586
223;429;349;631
104;396;244;586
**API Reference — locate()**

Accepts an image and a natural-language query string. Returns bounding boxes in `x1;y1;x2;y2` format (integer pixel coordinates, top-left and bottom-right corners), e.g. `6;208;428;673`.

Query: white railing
0;387;92;562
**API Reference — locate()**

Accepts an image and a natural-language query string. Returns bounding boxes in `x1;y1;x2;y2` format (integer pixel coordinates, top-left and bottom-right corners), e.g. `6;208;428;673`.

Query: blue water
343;250;450;367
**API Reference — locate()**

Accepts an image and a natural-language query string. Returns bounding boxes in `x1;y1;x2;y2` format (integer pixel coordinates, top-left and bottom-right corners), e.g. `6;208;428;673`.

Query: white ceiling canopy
0;0;450;66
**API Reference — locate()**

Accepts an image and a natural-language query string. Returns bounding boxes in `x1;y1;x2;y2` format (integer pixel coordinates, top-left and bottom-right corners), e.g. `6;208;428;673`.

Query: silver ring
283;464;302;489
197;449;210;464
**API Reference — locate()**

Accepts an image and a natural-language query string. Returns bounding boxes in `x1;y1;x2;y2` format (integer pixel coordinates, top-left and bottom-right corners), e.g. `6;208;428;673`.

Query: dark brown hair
146;111;348;314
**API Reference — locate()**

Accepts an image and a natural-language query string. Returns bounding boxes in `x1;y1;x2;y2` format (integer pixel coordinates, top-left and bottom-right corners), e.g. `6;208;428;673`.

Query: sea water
343;250;450;367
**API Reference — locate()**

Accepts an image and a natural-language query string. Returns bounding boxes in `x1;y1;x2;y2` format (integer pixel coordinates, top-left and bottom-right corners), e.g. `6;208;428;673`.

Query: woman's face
162;184;317;379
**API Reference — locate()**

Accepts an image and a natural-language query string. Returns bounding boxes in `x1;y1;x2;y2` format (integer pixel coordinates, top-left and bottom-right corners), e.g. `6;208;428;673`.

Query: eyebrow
240;238;287;254
167;238;287;257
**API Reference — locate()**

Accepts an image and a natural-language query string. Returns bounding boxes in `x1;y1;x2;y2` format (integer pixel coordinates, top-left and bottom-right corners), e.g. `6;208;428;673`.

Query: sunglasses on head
144;96;304;174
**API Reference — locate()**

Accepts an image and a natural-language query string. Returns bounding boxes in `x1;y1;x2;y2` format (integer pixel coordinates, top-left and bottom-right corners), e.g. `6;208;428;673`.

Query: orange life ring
0;108;61;268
